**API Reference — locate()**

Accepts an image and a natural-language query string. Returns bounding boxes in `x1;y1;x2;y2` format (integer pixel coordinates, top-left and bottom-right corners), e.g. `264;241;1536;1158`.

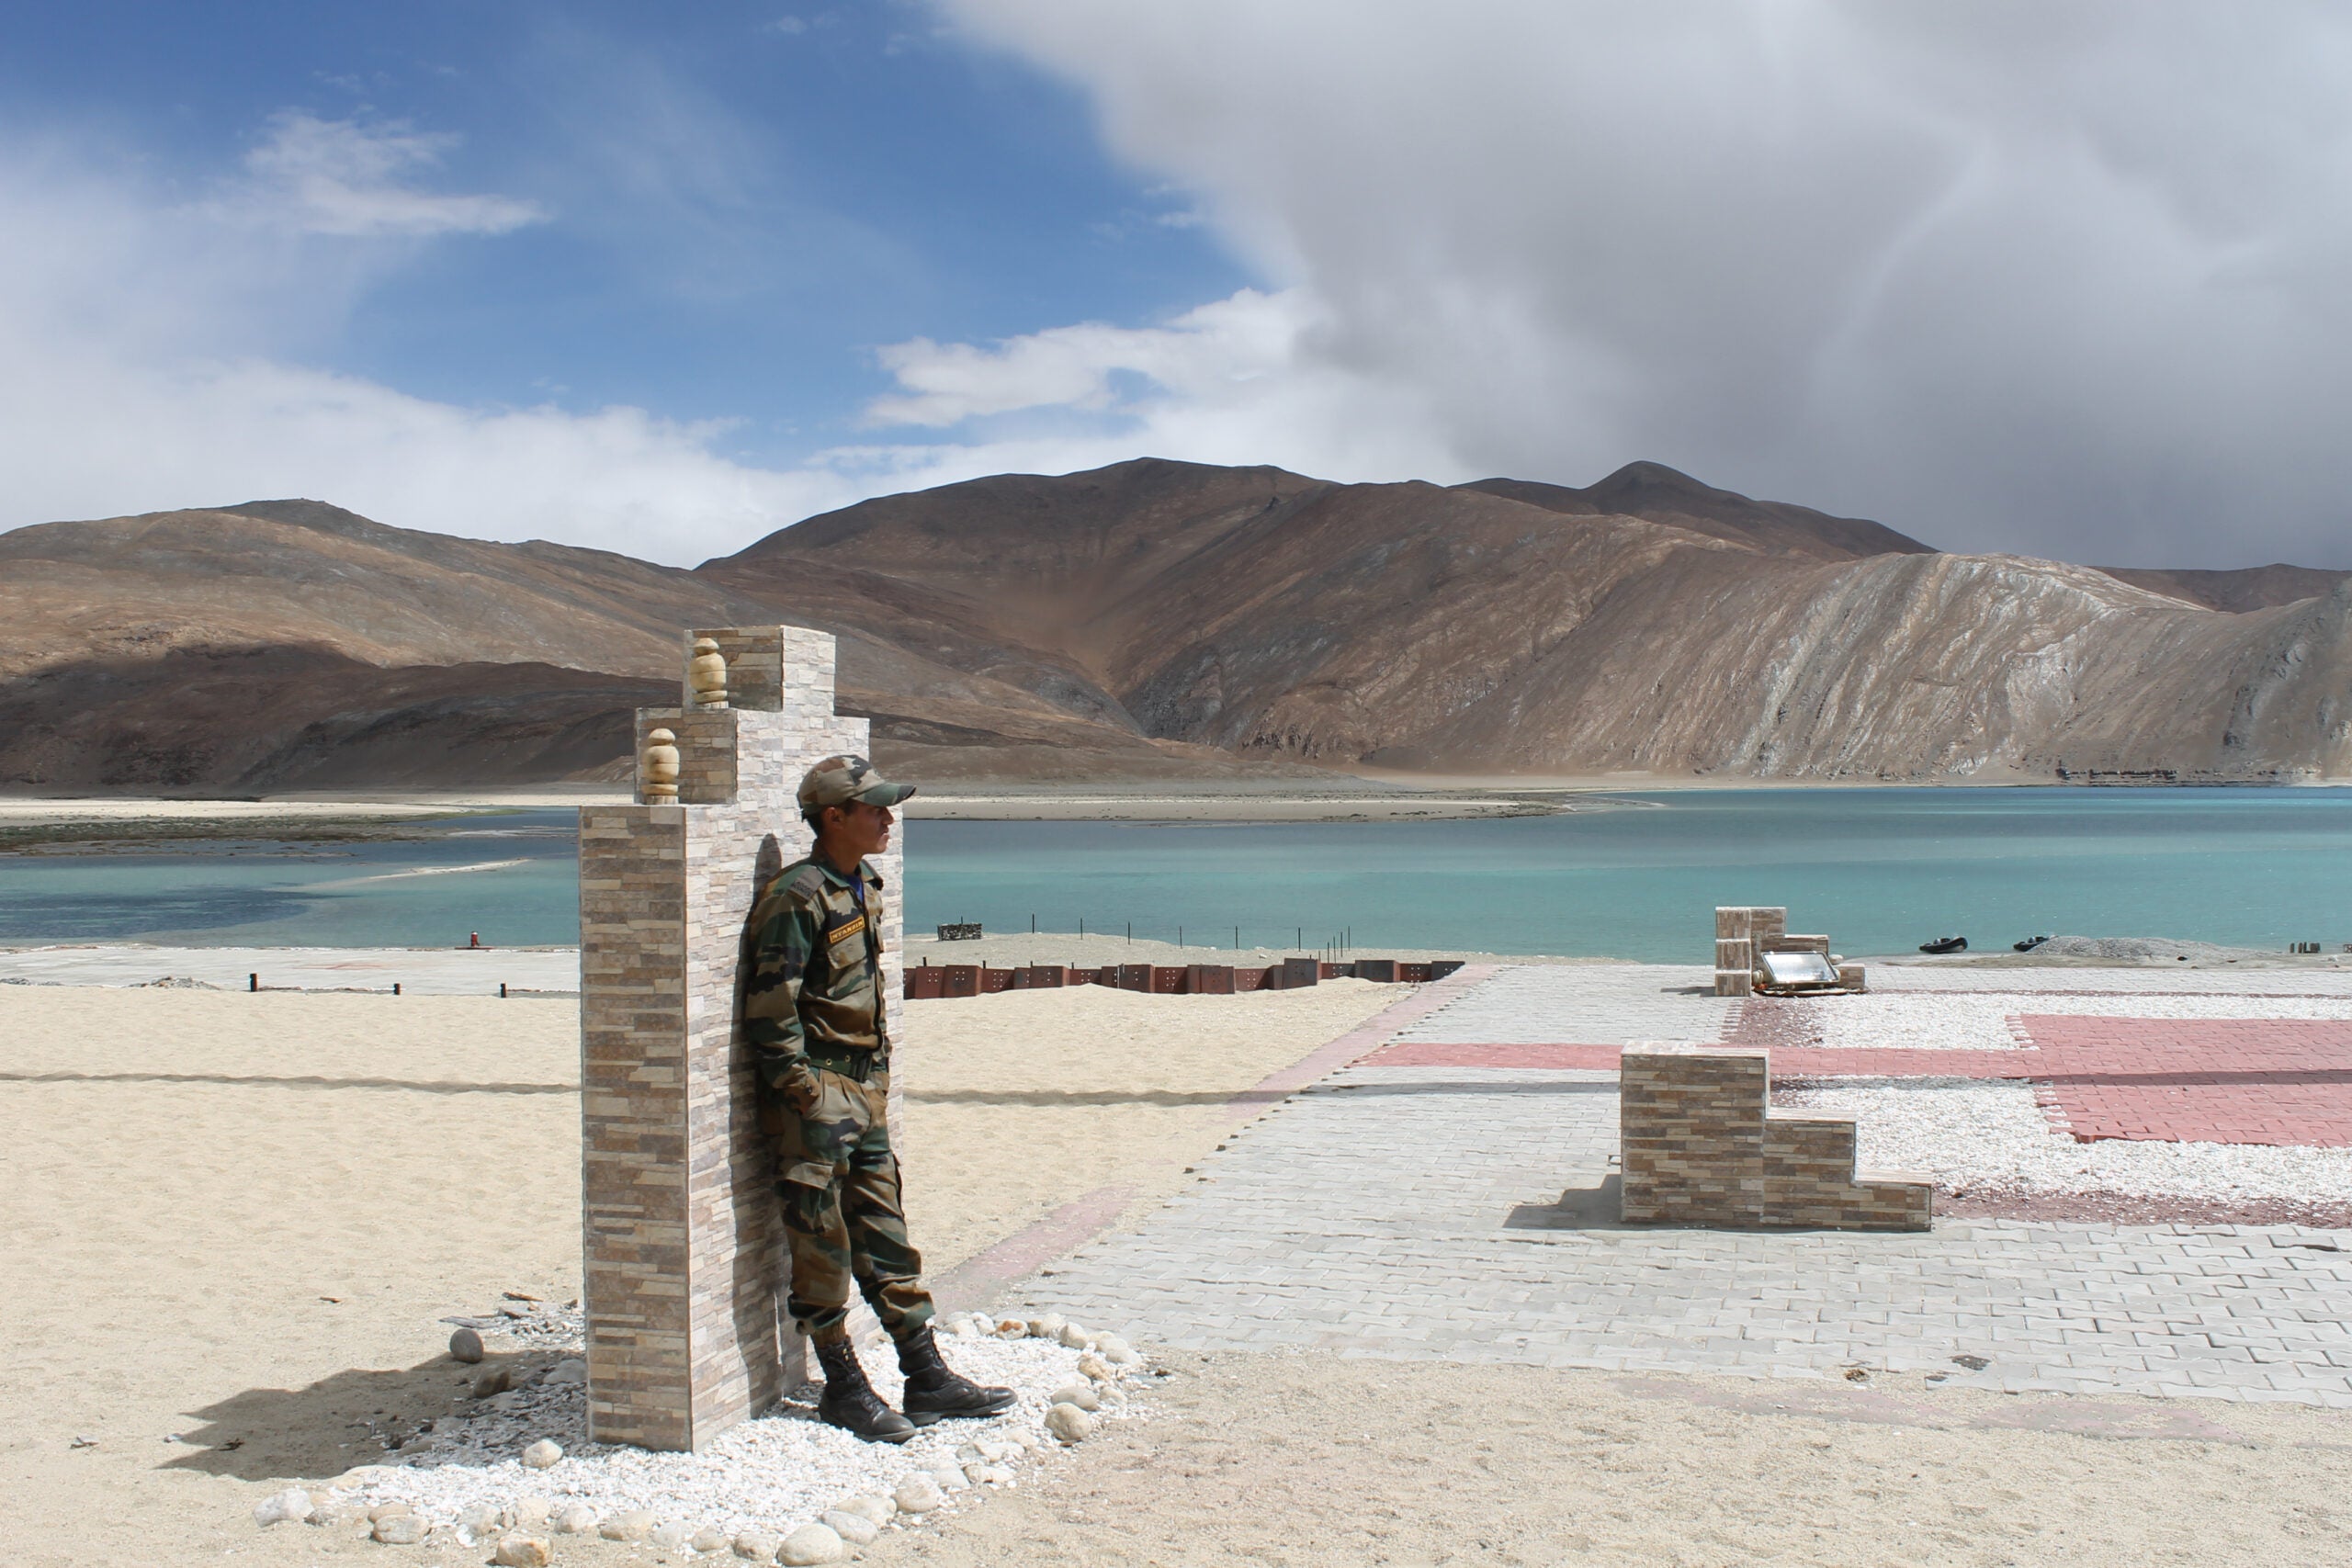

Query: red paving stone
2014;1016;2352;1148
1370;1019;2352;1147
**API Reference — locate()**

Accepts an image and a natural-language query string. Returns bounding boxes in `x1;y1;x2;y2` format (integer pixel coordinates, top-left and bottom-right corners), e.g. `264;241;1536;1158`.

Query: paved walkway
1018;970;2352;1408
2016;1016;2352;1146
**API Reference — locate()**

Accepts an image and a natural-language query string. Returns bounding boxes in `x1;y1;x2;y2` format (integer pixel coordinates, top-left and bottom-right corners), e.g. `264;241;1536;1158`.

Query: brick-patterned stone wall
1620;1047;1769;1224
1619;1045;1931;1232
582;626;901;1451
1712;907;1785;997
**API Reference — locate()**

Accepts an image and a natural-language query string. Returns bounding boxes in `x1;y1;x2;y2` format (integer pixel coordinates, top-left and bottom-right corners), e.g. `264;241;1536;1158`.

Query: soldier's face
833;800;894;861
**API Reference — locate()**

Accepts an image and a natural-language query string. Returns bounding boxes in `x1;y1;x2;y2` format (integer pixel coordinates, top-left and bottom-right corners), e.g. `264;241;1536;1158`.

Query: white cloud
925;0;2352;566
0;124;826;564
220;112;548;237
0;118;1448;568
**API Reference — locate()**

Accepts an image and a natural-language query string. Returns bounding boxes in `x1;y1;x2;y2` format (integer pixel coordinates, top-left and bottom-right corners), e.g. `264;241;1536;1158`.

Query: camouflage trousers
775;1067;935;1348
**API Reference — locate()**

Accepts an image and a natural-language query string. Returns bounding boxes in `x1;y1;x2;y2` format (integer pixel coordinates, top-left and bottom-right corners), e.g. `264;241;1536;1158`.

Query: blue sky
1;2;2347;568
0;1;1238;461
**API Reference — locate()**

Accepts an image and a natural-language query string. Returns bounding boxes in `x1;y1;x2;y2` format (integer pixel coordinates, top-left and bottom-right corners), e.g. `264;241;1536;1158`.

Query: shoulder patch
783;863;829;902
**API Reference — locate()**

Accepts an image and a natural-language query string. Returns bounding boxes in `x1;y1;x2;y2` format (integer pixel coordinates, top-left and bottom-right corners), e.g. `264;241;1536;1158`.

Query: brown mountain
707;458;2351;783
1458;461;1936;562
2091;563;2352;614
3;458;2346;791
0;494;1291;791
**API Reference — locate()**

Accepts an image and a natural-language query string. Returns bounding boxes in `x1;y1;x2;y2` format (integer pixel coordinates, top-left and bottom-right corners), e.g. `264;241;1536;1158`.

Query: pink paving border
929;964;1499;1310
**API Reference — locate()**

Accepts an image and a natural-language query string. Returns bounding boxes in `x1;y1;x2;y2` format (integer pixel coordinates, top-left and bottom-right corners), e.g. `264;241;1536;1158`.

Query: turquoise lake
3;789;2348;962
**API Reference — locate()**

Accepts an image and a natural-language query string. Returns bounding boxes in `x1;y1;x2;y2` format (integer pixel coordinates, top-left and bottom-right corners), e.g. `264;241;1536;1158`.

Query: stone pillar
578;626;904;1451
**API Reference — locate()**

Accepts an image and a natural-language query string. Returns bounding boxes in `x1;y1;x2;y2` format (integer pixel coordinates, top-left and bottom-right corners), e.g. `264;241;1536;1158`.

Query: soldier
741;753;1015;1443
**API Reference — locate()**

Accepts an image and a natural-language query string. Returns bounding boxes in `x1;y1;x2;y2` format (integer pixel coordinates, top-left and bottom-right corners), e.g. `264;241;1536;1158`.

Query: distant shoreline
3;774;2345;842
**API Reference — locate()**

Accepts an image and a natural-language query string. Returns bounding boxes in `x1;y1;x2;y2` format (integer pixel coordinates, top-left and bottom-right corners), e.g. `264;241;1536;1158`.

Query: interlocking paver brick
1017;969;2352;1408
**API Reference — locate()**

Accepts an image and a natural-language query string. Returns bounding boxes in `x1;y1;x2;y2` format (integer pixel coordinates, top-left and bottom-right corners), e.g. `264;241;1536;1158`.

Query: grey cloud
943;0;2352;566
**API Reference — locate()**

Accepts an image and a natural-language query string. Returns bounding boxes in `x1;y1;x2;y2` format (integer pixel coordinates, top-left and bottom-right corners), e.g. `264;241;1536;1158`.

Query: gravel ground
324;1313;1143;1544
1871;963;2352;994
1776;1077;2352;1208
1801;990;2352;1053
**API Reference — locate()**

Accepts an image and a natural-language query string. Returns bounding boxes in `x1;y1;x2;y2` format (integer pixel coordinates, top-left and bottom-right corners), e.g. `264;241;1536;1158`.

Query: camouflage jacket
741;855;890;1110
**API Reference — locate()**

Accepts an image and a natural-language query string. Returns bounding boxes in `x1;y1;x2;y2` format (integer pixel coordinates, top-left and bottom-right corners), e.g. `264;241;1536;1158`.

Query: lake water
3;790;2348;962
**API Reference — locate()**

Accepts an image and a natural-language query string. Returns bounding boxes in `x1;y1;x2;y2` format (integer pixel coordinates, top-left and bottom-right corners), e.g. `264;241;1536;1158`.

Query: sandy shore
6;979;2349;1565
0;980;1396;1566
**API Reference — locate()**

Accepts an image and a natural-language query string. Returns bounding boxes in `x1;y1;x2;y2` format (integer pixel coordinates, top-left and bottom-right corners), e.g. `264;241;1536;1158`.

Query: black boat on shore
1918;935;1968;954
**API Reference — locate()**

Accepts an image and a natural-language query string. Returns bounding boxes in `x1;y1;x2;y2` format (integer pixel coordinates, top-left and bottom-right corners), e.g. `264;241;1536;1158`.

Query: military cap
797;753;916;811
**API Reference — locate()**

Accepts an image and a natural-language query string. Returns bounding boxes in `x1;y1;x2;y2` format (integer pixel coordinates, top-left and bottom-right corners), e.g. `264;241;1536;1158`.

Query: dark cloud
944;1;2352;565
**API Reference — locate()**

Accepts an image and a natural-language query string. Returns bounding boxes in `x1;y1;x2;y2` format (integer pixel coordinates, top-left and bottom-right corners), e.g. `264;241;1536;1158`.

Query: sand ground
4;982;2349;1566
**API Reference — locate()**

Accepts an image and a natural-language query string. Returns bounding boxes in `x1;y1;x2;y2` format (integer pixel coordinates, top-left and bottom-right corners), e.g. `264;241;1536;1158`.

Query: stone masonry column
578;626;905;1451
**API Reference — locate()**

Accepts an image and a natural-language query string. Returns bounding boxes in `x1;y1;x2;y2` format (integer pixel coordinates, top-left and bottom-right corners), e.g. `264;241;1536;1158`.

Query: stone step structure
578;626;902;1451
1619;1045;1932;1231
1713;906;1866;997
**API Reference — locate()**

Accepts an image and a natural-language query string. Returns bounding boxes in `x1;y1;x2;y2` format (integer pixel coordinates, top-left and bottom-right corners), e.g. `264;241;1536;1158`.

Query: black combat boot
896;1325;1019;1425
815;1339;915;1443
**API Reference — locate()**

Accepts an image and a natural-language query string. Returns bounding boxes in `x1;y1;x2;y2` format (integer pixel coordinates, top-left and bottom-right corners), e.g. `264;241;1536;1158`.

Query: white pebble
690;1525;733;1553
1045;1403;1096;1444
1050;1382;1101;1411
1076;1352;1113;1382
779;1521;848;1564
1057;1323;1092;1349
1026;1314;1067;1339
1096;1335;1140;1367
833;1495;894;1526
734;1528;781;1560
550;1501;597;1534
373;1513;428;1545
820;1508;879;1545
894;1473;946;1515
520;1438;562;1469
545;1358;588;1385
492;1536;553;1568
252;1487;313;1528
600;1508;656;1541
651;1521;695;1550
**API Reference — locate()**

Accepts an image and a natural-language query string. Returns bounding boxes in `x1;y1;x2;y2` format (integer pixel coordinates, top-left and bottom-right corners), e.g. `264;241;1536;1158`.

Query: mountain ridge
2;458;2346;790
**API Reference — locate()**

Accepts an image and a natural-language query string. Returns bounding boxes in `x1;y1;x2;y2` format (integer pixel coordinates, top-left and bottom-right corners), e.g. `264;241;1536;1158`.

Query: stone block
1149;966;1187;994
1187;964;1235;995
1618;1047;1928;1233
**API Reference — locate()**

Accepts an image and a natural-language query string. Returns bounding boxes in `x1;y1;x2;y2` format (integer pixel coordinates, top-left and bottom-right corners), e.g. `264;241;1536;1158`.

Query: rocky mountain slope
2;459;2345;790
708;459;2352;784
0;493;1286;790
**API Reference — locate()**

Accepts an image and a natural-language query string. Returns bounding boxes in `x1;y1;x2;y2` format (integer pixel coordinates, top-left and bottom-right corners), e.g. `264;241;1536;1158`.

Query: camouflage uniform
742;825;933;1348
